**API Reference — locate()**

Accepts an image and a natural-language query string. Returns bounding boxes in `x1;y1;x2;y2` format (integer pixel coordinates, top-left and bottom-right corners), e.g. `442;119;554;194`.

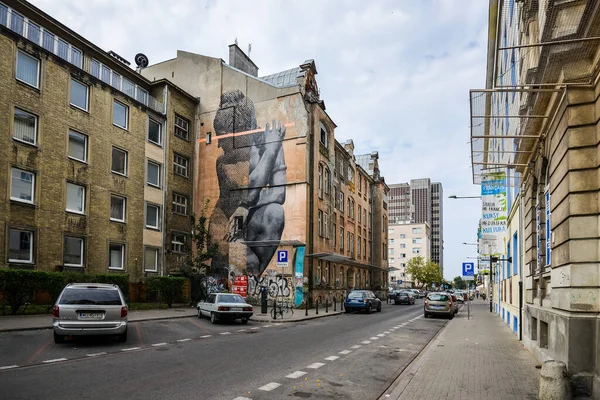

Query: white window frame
63;236;84;267
8;228;34;263
110;195;126;223
113;100;128;130
13;107;38;145
66;182;86;214
68;130;88;163
10;167;35;204
172;233;187;254
324;168;330;195
148;118;162;146
108;243;125;270
174;115;190;140
144;246;160;272
173;154;189;178
147;160;161;188
172;193;188;215
69;78;89;111
318;165;323;198
16;50;40;89
111;147;128;176
324;212;329;239
145;202;160;230
318;210;323;236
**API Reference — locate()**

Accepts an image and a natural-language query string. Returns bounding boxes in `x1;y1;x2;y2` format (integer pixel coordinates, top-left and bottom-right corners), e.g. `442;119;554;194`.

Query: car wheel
241;318;248;325
53;332;64;344
197;308;203;318
424;313;428;318
377;304;382;312
210;312;218;324
366;304;372;314
394;301;399;305
449;313;454;320
118;329;128;342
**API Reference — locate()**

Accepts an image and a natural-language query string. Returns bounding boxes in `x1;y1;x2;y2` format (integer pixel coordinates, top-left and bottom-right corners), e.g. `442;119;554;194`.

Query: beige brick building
387;222;431;288
0;0;197;281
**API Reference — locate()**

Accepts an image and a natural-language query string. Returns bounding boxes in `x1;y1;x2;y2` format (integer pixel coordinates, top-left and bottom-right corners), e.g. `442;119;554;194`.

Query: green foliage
453;276;467;290
146;276;186;308
405;256;444;289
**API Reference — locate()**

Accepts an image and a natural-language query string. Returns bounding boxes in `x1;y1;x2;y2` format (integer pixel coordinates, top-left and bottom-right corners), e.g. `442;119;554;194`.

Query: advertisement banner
294;246;305;307
480;172;507;256
232;275;248;298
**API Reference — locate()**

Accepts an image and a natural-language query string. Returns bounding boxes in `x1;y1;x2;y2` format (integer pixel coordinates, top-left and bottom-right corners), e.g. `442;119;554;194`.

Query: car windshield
59;288;122;305
428;294;449;301
219;294;245;303
348;292;365;298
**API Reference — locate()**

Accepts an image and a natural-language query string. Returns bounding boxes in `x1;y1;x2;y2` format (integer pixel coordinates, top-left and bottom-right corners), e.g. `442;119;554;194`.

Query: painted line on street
384;331;391;334
377;334;386;337
362;340;372;344
233;397;252;400
177;338;191;342
351;345;362;349
121;347;141;352
0;365;18;370
307;362;325;369
151;342;168;347
250;327;260;330
200;335;212;339
86;352;107;357
286;371;307;379
42;358;67;363
325;356;339;361
370;337;380;340
220;332;231;335
258;382;281;392
264;325;273;328
339;350;352;355
237;329;246;332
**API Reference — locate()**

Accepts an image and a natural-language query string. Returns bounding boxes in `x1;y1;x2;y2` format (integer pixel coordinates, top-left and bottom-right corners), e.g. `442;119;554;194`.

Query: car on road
387;289;401;302
197;293;253;324
424;292;454;319
344;290;382;313
393;290;415;305
52;283;128;344
408;289;423;299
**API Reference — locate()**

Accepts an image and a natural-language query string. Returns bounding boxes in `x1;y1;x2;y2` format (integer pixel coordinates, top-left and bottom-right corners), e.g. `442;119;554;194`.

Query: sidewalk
381;301;540;400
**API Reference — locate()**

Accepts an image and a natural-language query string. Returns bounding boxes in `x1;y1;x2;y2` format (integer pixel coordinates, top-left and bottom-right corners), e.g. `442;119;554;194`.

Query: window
144;247;160;272
68;130;87;162
147;161;161;187
145;203;160;230
324;168;330;195
401;253;406;258
112;72;122;89
148;118;162;145
10;11;24;35
8;229;34;263
390;239;395;245
0;4;7;26
340;227;344;250
319;122;328;148
174;115;190;140
174;154;189;178
358;236;361;257
358;206;362;223
13;108;37;145
109;243;124;270
363;209;367;226
318;165;323;198
333;223;337;247
412;228;422;234
412;248;422;254
10;168;34;204
347;199;351;217
42;30;55;52
66;182;85;214
318;210;323;236
339;192;344;212
400;243;406;249
400;234;406;239
64;237;84;267
412;238;422;244
172;193;188;215
110;195;126;222
172;233;187;253
57;39;69;60
113;101;128;129
389;248;394;255
101;65;111;84
70;79;88;111
16;50;39;88
324;212;329;238
111;147;127;175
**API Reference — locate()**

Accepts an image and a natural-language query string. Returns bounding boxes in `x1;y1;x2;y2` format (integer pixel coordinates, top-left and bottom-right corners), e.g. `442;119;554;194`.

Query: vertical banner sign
294;246;305;307
545;187;551;266
232;275;248;298
536;201;541;272
480;172;507;256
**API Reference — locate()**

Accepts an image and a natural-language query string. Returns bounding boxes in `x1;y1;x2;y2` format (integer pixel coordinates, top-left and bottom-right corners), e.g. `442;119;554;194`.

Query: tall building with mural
143;45;390;305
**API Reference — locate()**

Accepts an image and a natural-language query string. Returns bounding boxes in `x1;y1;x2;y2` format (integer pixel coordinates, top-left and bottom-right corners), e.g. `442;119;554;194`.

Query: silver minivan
53;283;128;343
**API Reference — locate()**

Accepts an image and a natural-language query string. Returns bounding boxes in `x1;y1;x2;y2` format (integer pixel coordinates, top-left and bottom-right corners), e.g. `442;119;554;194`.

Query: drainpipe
518;183;524;341
307;106;315;306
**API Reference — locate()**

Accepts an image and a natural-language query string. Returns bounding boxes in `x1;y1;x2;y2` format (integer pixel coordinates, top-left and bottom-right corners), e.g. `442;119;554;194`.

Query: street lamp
448;195;482;199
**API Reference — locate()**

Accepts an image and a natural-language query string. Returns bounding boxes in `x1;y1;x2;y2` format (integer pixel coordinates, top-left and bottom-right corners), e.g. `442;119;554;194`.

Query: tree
405;256;443;289
453;276;467;290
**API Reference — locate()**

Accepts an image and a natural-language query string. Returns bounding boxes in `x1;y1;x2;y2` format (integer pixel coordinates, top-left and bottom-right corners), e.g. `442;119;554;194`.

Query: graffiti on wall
247;275;293;299
208;90;287;280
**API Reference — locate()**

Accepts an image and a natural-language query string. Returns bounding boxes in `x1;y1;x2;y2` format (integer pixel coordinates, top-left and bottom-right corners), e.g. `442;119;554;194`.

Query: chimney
228;43;258;77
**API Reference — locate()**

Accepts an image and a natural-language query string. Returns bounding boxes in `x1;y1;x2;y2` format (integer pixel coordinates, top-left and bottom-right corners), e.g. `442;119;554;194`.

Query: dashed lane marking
286;371;307;379
233;397;252;400
377;334;386;337
237;329;246;332
384;331;391;334
250;327;260;330
177;338;191;342
200;335;212;339
258;382;281;391
151;342;168;347
307;362;325;369
220;332;231;335
0;365;18;370
370;337;380;340
264;325;273;328
339;350;352;355
325;356;339;361
121;347;141;352
42;358;67;363
351;345;362;349
86;352;107;357
362;340;372;344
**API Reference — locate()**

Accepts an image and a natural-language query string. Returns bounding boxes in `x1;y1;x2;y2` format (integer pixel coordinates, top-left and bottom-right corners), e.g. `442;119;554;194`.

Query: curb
249;311;343;323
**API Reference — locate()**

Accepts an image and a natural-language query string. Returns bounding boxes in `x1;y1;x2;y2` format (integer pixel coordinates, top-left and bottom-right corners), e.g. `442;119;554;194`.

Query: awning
305;252;388;271
241;240;306;247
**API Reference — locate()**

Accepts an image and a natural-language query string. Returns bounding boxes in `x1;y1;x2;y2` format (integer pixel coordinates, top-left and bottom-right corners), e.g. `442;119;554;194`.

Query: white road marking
377;334;386;337
384;331;391;334
121;347;141;352
339;350;352;355
220;332;231;335
86;352;107;357
152;342;168;347
0;365;18;370
325;356;339;361
250;327;260;330
351;345;362;349
237;329;246;332
362;340;372;344
177;338;191;342
42;358;67;363
307;362;325;369
370;337;380;340
258;382;281;391
233;397;252;400
264;325;273;328
200;335;212;339
286;371;307;379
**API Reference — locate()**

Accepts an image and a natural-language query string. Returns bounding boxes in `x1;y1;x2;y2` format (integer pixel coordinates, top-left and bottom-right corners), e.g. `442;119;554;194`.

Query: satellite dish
134;53;149;68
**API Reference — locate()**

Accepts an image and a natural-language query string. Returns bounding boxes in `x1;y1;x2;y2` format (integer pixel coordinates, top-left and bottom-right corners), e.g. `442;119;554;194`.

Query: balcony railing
1;4;164;114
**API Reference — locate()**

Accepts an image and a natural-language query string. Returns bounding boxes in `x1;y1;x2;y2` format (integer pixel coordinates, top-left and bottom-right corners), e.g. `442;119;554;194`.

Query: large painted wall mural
207;90;290;300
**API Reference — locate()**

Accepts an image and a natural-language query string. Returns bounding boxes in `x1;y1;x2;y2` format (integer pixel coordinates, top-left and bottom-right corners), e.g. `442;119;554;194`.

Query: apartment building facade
0;0;196;281
387;222;430;288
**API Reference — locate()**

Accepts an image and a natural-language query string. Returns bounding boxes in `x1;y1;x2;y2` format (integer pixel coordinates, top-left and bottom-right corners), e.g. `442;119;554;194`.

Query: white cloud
29;0;487;279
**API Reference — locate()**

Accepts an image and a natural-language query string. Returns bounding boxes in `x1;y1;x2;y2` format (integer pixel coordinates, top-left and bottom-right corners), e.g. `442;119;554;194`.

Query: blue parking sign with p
277;250;288;263
462;262;474;276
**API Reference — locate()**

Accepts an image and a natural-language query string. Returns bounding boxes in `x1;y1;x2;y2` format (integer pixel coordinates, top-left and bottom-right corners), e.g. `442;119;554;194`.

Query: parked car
424;292;454;319
409;289;423;299
387;289;401;302
393;290;415;305
450;293;459;314
344;290;382;313
197;293;253;324
454;291;464;303
52;283;128;344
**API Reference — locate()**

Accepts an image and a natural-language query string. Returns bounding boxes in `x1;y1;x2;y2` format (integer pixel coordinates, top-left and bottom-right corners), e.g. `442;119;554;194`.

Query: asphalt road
0;300;451;400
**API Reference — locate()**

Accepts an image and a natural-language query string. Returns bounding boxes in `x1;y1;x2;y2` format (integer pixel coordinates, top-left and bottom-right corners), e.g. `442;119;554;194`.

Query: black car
344;290;382;313
394;290;415;305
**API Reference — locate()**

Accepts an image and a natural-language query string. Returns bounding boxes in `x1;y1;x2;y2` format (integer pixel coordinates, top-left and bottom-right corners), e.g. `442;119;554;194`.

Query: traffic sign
462;262;475;280
276;250;289;267
397;280;402;285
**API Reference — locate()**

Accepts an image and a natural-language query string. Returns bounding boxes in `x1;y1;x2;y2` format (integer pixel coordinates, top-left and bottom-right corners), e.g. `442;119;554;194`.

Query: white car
197;293;253;324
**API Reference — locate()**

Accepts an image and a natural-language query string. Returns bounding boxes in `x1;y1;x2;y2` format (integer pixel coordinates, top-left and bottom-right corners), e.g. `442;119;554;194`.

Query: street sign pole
461;262;475;320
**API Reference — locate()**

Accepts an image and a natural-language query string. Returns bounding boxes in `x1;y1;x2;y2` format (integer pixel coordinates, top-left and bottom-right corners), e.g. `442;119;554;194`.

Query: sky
30;0;488;280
